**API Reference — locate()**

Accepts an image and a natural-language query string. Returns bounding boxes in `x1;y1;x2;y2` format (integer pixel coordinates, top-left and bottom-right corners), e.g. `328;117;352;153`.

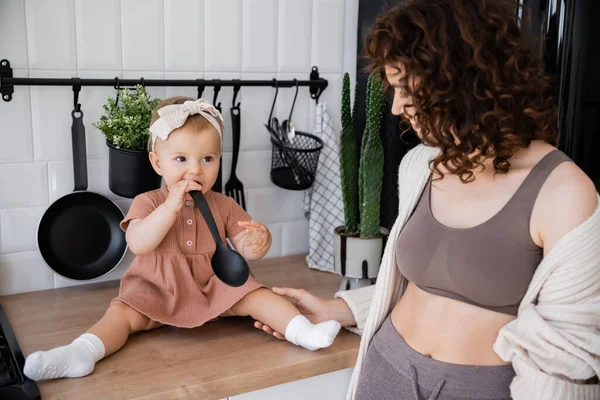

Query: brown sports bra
396;150;572;315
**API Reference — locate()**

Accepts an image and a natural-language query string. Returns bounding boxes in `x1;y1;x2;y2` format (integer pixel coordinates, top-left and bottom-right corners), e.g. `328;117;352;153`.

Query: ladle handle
190;191;222;245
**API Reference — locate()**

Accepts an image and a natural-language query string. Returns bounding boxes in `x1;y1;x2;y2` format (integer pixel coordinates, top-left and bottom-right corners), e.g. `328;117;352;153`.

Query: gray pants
355;316;515;400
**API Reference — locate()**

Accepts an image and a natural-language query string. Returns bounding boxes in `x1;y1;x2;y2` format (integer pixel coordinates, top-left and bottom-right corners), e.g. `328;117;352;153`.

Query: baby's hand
238;220;272;254
164;180;203;213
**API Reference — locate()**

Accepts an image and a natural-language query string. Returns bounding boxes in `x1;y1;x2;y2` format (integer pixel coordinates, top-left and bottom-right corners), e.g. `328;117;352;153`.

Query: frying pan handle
72;109;88;191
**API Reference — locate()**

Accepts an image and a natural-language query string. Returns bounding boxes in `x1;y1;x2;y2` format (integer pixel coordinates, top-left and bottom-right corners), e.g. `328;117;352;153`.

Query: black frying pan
37;90;127;281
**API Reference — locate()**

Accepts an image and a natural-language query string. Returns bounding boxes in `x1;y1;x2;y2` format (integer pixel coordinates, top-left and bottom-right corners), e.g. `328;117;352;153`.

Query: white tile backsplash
0;0;29;69
205;0;242;72
242;0;278;72
246;187;306;224
74;0;122;70
0;72;33;163
282;219;309;256
121;0;164;71
1;207;46;253
0;251;54;295
312;0;345;73
29;69;78;161
0;162;48;209
25;0;77;70
165;0;204;71
0;0;356;295
278;0;312;72
48;158;122;203
221;150;273;190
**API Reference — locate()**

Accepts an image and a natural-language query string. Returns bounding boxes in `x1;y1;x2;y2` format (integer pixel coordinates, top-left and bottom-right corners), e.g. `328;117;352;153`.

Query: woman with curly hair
255;0;600;399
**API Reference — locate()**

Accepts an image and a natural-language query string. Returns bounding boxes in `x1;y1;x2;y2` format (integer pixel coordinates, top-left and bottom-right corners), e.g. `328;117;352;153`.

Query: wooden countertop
0;255;360;400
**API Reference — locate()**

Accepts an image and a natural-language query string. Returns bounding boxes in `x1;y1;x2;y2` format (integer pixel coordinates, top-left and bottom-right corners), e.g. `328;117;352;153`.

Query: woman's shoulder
534;146;598;254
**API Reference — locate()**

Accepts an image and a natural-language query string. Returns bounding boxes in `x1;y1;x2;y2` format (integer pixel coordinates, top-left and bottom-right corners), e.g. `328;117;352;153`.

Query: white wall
0;0;358;295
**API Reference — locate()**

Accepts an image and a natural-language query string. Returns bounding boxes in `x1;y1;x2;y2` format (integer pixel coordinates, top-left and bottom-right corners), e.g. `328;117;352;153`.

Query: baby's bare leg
231;288;341;351
88;300;162;356
24;301;161;381
231;288;300;334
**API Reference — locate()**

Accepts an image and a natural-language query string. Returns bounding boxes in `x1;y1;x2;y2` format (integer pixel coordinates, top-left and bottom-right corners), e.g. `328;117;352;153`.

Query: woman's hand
253;287;333;340
164;180;203;213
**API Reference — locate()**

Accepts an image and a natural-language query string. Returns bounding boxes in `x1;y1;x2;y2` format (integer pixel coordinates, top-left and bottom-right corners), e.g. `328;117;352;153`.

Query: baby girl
24;97;341;381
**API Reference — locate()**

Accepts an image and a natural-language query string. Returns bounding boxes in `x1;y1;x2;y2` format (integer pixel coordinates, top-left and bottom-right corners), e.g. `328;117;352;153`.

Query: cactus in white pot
335;71;388;290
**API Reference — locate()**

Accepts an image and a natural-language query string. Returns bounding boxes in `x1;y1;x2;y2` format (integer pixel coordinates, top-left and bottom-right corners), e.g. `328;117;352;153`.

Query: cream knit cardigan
335;144;600;400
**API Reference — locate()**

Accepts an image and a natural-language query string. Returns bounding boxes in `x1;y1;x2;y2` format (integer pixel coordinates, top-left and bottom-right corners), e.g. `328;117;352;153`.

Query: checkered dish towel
304;102;344;273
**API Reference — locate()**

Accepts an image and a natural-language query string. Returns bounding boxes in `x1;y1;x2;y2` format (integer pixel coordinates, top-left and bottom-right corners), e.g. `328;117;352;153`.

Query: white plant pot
333;226;389;291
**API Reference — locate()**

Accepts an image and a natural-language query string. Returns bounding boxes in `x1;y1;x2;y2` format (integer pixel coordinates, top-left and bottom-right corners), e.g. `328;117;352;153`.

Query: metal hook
114;77;121;107
268;79;279;123
288;79;299;121
197;79;205;99
72;77;81;112
212;79;222;112
232;79;241;108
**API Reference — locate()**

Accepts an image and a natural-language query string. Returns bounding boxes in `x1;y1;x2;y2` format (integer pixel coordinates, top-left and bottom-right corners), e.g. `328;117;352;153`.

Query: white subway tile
0;0;29;69
48;158;126;203
278;0;312;72
0;163;48;208
74;0;122;70
78;70;123;159
311;0;344;73
281;219;309;256
242;0;277;72
221;150;273;190
53;248;134;288
343;0;359;82
246;187;306;224
25;0;77;69
114;198;133;214
165;0;204;71
121;0;164;71
1;207;46;253
0;251;54;295
165;71;205;99
263;222;282;259
29;70;78;161
238;72;279;152
0;69;33;163
205;0;242;72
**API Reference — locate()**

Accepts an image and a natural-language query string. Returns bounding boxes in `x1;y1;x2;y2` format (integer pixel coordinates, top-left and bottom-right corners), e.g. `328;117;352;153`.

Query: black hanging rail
0;60;327;103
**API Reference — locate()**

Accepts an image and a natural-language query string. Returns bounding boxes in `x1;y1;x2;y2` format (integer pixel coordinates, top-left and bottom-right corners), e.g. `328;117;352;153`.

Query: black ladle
190;191;249;287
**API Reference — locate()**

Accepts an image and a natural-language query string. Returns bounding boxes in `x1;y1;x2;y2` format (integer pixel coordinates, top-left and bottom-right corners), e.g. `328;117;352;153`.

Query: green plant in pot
93;85;162;198
334;71;389;291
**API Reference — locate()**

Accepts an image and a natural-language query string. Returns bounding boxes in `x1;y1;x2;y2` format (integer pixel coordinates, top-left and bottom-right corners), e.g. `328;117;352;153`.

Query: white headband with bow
149;98;224;151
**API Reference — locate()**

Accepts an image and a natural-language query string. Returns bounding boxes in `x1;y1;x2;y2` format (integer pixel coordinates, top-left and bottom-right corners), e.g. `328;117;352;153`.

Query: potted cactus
334;71;389;291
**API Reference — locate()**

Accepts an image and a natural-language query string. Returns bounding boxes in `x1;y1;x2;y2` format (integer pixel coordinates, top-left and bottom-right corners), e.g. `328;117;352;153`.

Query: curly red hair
365;0;558;182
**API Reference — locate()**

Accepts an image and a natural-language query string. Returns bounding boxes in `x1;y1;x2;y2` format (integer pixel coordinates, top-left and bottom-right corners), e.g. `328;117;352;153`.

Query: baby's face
151;125;221;192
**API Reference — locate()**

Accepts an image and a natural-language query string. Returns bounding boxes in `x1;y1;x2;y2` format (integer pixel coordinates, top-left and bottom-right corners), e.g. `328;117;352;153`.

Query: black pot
107;140;162;198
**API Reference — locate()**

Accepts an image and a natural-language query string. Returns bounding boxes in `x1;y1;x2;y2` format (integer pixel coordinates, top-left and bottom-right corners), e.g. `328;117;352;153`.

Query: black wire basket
269;129;324;190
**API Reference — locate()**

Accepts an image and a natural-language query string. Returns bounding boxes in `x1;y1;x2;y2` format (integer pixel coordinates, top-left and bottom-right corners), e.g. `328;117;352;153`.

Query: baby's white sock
23;333;105;381
285;315;341;351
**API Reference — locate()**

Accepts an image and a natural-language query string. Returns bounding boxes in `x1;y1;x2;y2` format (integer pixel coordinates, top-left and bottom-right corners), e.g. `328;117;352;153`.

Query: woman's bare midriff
390;282;515;366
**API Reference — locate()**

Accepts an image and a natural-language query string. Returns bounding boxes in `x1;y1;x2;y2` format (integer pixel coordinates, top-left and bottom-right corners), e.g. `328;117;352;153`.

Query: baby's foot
285;315;341;351
24;333;105;381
